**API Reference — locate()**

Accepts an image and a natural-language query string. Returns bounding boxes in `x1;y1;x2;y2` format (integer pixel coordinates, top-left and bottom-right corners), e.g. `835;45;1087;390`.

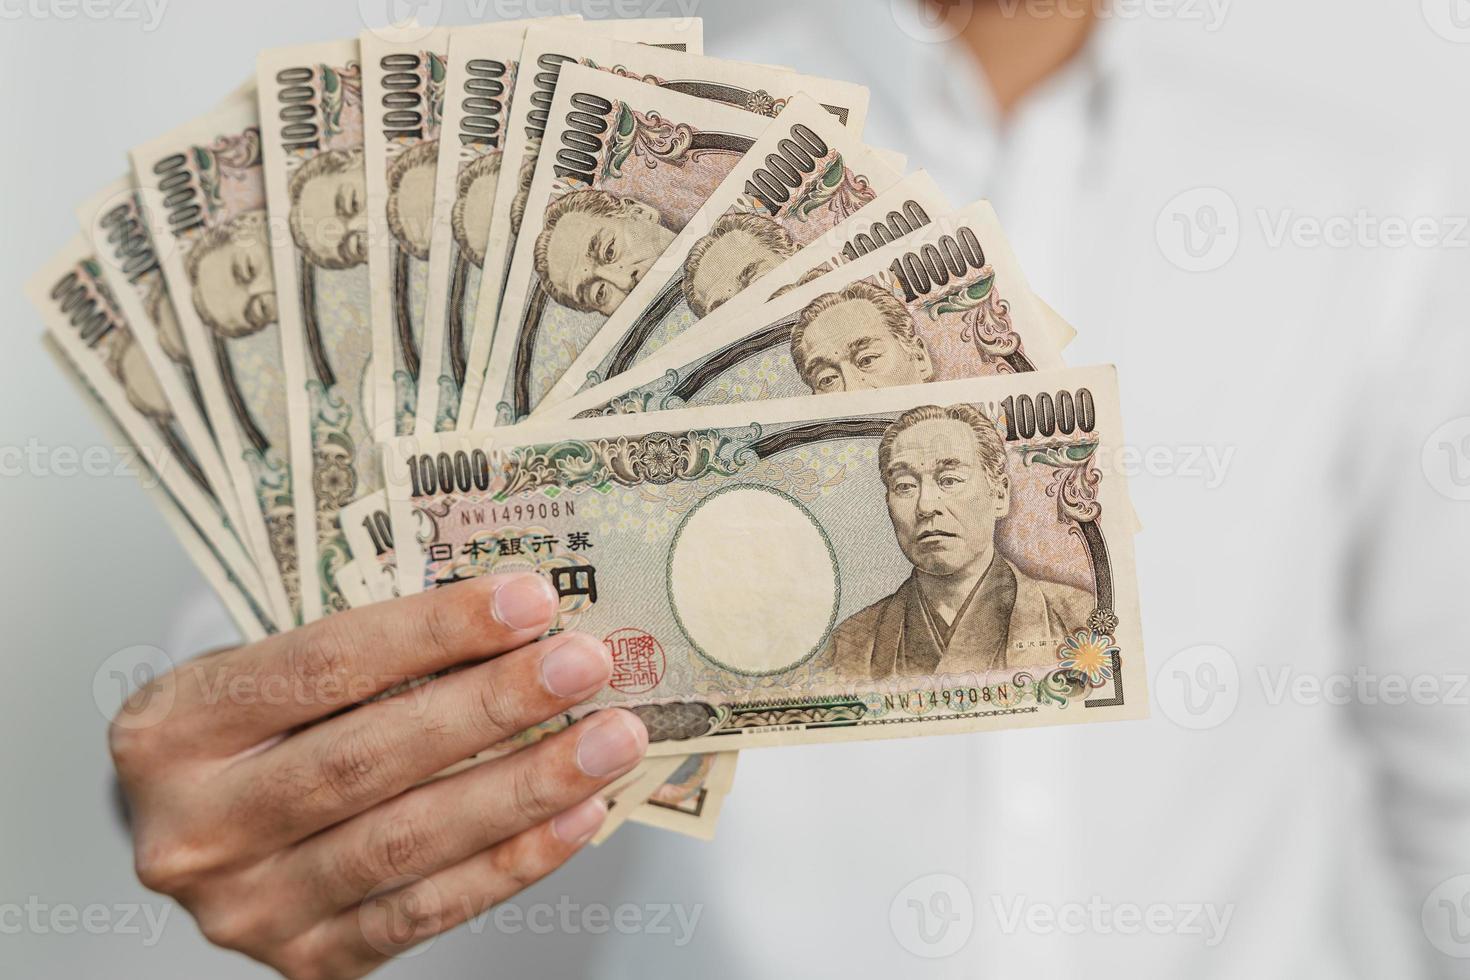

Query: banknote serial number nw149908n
878;684;1020;714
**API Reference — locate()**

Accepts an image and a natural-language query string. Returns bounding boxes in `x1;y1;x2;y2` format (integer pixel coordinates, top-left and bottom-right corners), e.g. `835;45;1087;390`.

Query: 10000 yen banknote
511;96;905;426
42;335;271;641
467;36;874;426
544;172;949;830
477;63;781;425
386;366;1144;754
78;178;260;580
542;200;1065;421
415;17;580;433
589;754;684;844
332;555;376;609
362;26;451;440
427;23;864;432
541;168;953;410
457;18;705;425
628;751;737;840
339;489;400;599
28;238;275;633
257;40;381;621
671;169;952;336
743;170;951;305
132;86;301;625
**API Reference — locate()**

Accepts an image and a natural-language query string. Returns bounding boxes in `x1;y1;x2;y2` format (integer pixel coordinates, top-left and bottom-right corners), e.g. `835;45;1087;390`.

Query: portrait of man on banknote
385;138;440;261
532;187;678;316
683;210;797;317
142;275;188;365
287;147;368;269
790;280;936;394
107;329;173;424
451;152;502;268
186;209;278;338
824;403;1091;680
508;138;540;238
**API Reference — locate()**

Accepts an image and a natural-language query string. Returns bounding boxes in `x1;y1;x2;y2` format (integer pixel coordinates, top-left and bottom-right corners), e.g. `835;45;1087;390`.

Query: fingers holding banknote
280;712;642;929
161;572;570;754
108;572;647;979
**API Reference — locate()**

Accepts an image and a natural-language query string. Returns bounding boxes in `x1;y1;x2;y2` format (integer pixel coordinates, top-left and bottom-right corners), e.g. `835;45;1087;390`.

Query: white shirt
175;6;1470;977
586;8;1470;980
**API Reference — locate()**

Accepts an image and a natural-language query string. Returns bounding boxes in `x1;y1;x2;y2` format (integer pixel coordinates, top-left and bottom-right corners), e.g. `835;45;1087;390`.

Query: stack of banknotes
27;15;1146;843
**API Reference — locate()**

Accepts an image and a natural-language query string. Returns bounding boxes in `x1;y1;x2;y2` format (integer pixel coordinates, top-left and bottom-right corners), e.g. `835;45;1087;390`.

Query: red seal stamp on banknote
604;628;665;694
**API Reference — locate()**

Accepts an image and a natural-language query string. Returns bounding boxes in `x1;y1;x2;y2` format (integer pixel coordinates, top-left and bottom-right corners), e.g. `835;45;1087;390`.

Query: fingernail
541;634;611;699
575;710;648;778
491;575;557;631
552;797;607;845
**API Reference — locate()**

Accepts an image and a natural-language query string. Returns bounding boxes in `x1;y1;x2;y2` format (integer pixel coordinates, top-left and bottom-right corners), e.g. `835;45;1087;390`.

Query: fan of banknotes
27;15;1145;843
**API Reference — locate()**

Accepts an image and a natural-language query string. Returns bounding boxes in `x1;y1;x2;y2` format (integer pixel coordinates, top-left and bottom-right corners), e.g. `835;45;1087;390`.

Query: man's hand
108;573;648;979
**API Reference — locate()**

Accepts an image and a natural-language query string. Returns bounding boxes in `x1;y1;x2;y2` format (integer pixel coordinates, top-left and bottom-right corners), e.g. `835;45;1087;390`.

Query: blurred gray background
3;1;1469;977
